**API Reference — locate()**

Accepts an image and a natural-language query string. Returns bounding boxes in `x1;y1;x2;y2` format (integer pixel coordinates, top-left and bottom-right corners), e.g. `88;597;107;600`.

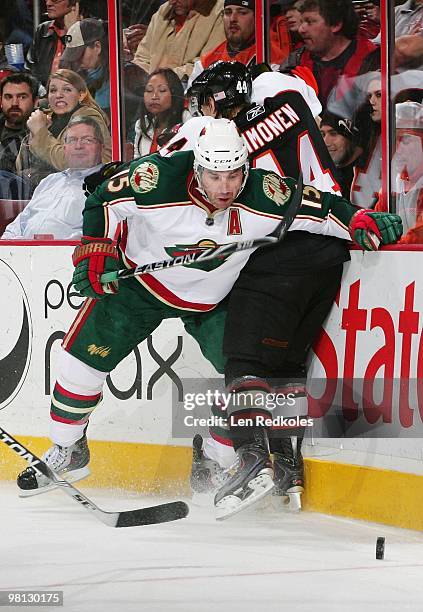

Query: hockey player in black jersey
166;61;356;514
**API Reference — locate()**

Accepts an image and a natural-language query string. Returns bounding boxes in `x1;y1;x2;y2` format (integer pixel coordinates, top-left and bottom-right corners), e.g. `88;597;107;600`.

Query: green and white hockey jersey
83;151;357;312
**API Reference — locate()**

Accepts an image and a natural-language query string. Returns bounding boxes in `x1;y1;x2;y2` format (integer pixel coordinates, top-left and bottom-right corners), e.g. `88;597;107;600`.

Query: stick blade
115;501;189;528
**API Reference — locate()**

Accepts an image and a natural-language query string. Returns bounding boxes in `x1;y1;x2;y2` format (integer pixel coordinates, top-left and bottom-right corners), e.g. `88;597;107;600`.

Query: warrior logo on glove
72;236;120;299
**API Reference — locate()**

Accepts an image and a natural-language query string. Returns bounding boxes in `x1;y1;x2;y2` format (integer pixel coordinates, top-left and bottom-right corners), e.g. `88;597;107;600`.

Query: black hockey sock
230;424;270;453
270;430;304;456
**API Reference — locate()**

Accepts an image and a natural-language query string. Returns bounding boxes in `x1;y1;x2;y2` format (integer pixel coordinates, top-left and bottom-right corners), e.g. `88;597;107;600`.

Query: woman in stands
133;68;191;158
350;71;381;208
16;68;111;193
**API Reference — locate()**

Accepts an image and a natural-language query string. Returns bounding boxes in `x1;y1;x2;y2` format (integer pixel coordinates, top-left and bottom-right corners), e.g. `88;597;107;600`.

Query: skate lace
43;445;72;470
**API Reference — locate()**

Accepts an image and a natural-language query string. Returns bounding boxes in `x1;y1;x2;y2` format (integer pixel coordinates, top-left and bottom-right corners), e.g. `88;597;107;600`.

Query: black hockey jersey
234;90;349;273
235;90;340;194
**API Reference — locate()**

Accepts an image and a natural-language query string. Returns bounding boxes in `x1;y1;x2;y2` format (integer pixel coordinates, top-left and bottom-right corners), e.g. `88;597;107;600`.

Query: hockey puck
376;537;385;560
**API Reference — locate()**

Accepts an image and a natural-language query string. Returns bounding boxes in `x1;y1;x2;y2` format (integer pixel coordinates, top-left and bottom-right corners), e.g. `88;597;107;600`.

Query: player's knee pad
56;349;109;394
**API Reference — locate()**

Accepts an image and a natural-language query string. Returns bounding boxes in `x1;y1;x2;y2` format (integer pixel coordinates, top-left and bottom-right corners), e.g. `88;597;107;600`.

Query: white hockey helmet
193;119;249;198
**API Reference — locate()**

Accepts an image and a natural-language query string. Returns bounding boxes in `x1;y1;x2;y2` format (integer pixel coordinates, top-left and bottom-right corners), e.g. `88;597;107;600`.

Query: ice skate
273;438;304;511
214;432;274;521
190;434;227;494
17;435;90;497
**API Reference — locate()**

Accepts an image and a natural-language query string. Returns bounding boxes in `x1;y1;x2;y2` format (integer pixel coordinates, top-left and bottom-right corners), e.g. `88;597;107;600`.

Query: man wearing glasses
26;0;79;86
2;117;104;239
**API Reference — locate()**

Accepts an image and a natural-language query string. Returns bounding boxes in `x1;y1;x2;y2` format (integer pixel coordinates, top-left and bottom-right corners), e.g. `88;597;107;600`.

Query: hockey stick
100;172;304;285
0;426;189;528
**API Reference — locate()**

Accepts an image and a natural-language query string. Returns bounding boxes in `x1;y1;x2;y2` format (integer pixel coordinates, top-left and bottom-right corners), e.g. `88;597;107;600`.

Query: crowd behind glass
0;0;421;241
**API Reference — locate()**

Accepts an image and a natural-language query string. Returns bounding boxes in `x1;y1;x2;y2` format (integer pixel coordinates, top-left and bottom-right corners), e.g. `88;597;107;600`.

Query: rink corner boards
1;435;422;532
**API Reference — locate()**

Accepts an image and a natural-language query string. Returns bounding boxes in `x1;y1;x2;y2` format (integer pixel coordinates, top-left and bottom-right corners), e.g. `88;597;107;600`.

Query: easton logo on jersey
263;175;291;205
165;240;231;271
130;161;159;193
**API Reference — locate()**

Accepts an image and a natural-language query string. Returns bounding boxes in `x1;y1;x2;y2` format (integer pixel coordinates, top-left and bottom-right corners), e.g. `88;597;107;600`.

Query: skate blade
215;471;275;521
18;466;91;498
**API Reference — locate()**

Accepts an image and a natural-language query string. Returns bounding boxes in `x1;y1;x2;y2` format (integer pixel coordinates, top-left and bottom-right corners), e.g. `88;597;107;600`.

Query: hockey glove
72;236;120;299
349;210;403;251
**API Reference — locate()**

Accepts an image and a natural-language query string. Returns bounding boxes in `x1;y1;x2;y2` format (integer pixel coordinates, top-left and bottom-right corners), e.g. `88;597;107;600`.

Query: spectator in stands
353;0;380;40
122;0;163;59
281;0;379;109
16;68;111;192
320;111;362;198
371;0;423;71
391;101;423;241
133;68;191;158
0;39;16;81
25;0;80;86
132;0;225;85
2;116;104;239
393;0;423;71
284;1;304;49
0;73;38;175
190;0;290;83
3;0;34;52
60;19;110;117
350;72;381;207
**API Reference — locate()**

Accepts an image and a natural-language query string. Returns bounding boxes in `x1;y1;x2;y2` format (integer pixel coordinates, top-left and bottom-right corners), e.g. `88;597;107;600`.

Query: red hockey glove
72;236;119;299
349;210;403;251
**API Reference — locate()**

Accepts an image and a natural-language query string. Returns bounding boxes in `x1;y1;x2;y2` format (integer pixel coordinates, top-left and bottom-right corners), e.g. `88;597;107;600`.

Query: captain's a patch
263;174;290;206
130;161;159;193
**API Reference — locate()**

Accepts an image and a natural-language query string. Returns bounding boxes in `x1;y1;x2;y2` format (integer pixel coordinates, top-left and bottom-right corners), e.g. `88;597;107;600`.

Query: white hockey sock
203;436;236;468
50;420;87;448
50;349;108;447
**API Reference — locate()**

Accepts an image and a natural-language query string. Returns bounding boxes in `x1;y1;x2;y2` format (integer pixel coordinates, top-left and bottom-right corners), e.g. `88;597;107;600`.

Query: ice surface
1;482;422;612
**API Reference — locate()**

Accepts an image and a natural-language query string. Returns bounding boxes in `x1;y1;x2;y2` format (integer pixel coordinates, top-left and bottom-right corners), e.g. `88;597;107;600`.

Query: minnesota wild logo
165;239;231;271
130;161;159;193
263;174;290;206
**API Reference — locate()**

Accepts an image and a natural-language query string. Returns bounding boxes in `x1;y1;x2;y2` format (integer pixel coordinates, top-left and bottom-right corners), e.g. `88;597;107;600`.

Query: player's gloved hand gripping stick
98;172;305;289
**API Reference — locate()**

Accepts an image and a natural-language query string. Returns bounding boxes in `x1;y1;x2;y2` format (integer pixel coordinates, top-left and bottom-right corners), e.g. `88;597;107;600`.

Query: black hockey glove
83;161;130;196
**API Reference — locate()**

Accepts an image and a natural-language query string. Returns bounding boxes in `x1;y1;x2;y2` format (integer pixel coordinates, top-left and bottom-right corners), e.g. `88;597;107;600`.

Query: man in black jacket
25;0;78;86
0;72;38;198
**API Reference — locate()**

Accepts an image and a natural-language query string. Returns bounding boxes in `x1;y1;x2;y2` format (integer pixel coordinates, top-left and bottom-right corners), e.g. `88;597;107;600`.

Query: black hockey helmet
188;61;252;114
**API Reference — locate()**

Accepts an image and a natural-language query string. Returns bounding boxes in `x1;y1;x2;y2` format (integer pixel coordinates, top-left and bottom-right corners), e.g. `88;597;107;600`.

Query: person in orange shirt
189;0;290;85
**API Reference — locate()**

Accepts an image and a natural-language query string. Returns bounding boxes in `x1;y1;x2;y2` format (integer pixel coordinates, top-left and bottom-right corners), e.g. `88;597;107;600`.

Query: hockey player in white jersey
16;118;401;515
